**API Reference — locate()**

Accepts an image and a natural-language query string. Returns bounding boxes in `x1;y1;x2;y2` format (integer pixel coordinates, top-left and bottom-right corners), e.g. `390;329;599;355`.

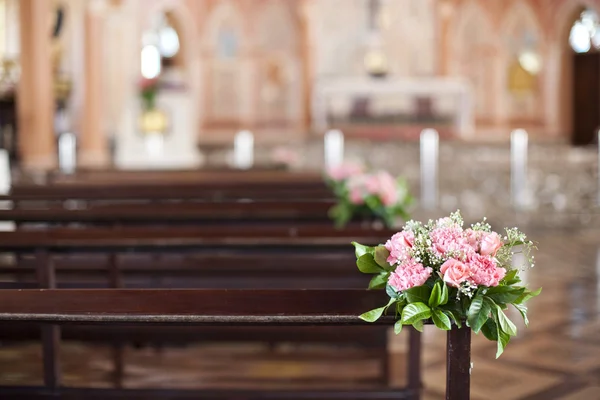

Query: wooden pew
0;289;471;400
9;170;333;202
0;226;399;388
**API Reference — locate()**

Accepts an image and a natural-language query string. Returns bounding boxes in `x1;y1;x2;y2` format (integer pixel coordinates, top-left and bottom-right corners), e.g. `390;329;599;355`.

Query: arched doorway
567;8;600;145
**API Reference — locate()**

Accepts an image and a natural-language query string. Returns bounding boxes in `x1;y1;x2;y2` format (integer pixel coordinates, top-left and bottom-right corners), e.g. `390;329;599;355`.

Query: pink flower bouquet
354;210;540;358
325;164;412;228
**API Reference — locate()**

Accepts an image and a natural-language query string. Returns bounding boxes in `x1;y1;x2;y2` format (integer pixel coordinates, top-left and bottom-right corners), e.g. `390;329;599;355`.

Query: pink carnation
388;258;432;292
466;253;506;287
430;225;470;258
385;231;415;265
327;163;364;182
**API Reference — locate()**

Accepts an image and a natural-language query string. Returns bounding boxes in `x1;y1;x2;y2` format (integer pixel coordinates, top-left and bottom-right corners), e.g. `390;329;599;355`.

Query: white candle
324;129;344;169
420;129;439;210
511;129;528;209
58;132;77;174
0;149;13;231
234;130;254;170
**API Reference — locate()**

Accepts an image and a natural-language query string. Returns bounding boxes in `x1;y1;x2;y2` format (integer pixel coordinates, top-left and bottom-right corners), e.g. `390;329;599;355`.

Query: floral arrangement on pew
354;210;540;358
325;163;412;228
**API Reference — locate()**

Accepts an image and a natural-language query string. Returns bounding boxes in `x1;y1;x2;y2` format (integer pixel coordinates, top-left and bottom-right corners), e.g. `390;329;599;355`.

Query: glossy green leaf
514;287;542;304
432;309;451;330
401;302;432;325
468;296;491;334
429;282;442;308
368;273;388;290
352;242;374;259
359;297;396;322
357;254;384;274
501;269;521;285
412;319;425;332
386;284;398;299
486;287;525;304
443;309;462;328
404;286;433;304
495;320;511;359
440;283;449;306
394;319;403;335
494;305;517;337
512;303;529;327
374;246;393;270
481;318;498;341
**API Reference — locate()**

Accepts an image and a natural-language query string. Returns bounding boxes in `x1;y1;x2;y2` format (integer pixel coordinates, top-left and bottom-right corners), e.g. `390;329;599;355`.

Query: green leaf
432;309;451;330
481;318;498;341
401;302;431;325
404;286;433;304
502;269;521;285
394;319;403;335
495;320;511;358
486;287;525;304
374;246;393;270
412;319;425;332
440;283;449;306
352;242;374;258
443;310;462;328
467;294;491;334
494;305;517;337
514;287;542;304
359;307;387;323
386;284;398;299
359;297;396;322
512;303;529;327
368;273;389;290
429;282;442;309
357;254;384;274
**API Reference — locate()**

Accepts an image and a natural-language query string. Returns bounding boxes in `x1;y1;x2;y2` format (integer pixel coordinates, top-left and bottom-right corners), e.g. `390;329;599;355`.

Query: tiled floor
0;229;599;399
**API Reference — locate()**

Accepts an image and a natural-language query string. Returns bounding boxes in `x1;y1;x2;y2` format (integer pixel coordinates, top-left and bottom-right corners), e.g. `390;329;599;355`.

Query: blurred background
0;1;599;399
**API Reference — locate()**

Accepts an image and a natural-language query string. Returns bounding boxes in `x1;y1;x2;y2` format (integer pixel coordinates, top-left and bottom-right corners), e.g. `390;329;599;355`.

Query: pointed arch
450;0;496;121
254;0;304;128
204;0;245;125
501;0;545;123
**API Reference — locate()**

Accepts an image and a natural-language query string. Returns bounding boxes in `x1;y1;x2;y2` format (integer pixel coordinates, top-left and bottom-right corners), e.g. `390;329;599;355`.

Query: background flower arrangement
354;210;540;358
325;163;413;228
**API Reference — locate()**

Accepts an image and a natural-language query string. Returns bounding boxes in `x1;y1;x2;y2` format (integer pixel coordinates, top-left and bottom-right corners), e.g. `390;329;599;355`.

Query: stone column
79;0;110;168
17;0;56;170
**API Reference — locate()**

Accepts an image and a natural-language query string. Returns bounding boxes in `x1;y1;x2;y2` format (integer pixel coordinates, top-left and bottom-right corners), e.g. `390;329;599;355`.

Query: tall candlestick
420;129;439;210
58;132;77;174
234;130;254;170
511;129;528;210
324;129;344;169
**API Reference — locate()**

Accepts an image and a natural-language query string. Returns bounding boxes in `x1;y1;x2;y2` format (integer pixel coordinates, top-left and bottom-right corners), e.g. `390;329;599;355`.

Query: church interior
0;0;598;399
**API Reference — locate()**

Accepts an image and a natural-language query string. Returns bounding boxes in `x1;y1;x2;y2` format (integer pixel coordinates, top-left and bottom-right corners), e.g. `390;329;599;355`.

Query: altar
311;77;475;138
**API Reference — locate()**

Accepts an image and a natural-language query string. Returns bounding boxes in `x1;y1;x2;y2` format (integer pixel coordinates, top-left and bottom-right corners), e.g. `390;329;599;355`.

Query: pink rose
440;258;471;288
480;232;503;257
385;231;415;265
388;258;432;291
